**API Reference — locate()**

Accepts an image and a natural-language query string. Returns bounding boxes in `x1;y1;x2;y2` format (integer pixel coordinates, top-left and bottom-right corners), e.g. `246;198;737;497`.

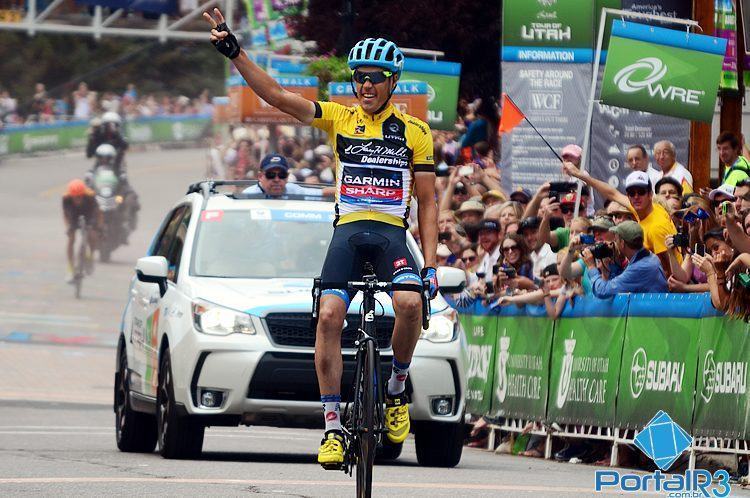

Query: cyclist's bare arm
204;8;315;125
414;172;438;268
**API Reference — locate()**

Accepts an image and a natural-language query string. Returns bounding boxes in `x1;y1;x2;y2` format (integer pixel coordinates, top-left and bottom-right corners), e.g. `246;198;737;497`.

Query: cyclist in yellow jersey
205;9;440;468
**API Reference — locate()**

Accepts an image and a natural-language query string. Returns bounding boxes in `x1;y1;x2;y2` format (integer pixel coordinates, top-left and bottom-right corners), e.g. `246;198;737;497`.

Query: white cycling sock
387;358;410;396
321;394;342;432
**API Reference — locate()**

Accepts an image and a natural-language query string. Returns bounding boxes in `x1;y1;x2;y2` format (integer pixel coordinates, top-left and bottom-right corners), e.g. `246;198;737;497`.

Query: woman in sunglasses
494;233;536;294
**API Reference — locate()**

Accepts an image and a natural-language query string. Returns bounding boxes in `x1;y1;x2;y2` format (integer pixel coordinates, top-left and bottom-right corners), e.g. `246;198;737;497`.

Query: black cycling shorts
319;220;421;307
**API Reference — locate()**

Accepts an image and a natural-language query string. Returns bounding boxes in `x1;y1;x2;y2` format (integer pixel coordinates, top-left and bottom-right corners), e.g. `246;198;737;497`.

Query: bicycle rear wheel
74;228;86;299
355;339;377;498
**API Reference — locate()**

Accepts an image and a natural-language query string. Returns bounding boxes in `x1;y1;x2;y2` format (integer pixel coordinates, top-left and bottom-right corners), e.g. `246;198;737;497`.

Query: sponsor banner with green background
600;21;727;122
615;294;704;430
693;316;750;439
460;312;498;415
547;296;628;426
490;305;554;421
502;0;595;63
0;115;212;155
401;58;462;131
715;0;739;91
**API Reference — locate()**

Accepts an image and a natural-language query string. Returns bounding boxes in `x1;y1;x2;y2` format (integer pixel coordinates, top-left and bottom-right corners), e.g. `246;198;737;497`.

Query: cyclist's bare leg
390;290;422;365
314;295;347;396
66;232;75;269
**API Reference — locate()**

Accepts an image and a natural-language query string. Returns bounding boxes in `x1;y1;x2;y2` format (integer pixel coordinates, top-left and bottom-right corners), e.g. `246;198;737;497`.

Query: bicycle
71;215;91;299
311;263;431;498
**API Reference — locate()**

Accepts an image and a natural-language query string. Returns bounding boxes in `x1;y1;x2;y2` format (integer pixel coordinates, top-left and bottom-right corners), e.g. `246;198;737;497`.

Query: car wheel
414;419;464;468
375;438;403;462
114;344;157;452
157;349;205;459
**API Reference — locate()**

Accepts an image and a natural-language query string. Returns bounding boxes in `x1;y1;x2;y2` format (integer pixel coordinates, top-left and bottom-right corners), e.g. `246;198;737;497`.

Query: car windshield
192;209;334;278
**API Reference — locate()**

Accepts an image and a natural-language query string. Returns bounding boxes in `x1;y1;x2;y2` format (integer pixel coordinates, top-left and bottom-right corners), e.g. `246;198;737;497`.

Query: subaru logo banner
600;21;727;123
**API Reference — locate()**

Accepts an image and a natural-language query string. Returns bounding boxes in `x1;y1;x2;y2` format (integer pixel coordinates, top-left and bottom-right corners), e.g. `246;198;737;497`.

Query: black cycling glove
212;22;241;60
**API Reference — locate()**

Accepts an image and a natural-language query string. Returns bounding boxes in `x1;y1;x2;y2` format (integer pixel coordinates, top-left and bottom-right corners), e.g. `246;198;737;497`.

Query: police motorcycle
86;144;131;262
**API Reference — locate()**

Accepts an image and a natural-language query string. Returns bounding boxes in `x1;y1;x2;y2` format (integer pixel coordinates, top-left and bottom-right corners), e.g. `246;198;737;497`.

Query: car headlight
420;313;458;343
192;299;257;336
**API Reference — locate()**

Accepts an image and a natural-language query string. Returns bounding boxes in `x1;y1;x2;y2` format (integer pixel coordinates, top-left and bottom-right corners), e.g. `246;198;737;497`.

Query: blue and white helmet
348;38;404;74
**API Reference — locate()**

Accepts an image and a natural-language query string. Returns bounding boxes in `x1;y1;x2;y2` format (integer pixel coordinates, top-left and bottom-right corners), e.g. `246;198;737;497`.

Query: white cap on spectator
303;149;315;162
320;167;334;183
708;184;736;201
625;171;651;189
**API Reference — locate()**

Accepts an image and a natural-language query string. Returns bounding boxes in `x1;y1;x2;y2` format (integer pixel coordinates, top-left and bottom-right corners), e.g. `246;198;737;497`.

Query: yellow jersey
311;101;434;227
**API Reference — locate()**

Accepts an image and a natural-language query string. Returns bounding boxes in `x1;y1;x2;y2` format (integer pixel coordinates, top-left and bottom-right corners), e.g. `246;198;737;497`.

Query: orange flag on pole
498;93;525;134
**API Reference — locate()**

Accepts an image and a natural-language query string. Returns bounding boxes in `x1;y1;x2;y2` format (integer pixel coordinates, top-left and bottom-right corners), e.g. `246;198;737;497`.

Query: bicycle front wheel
355;339;377;498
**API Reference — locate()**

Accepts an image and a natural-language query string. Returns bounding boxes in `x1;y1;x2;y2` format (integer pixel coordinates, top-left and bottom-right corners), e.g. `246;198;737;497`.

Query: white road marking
0;311;94;322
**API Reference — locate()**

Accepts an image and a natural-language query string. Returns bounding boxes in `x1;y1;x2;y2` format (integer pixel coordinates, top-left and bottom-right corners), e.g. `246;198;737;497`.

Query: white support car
114;181;468;466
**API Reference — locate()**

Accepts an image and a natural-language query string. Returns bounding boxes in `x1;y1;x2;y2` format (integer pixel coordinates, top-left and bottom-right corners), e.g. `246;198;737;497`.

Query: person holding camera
562;162;679;277
492;233;536;295
559;216;622;295
664;230;710;294
584;221;668;298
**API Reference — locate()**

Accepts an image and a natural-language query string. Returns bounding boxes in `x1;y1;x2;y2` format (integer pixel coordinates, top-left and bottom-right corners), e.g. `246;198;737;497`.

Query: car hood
188;277;449;317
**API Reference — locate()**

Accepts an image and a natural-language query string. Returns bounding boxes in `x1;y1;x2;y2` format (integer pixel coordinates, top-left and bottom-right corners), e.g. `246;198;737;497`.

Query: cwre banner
600;21;727;123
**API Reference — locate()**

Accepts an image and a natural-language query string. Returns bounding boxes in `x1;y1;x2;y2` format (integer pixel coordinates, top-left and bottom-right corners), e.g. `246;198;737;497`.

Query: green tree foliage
287;0;501;100
305;55;350;99
0;32;225;113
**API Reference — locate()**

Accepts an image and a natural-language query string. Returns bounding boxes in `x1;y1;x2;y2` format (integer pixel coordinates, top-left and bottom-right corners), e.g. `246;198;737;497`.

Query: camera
493;264;516;278
591;243;613;260
548;181;577;201
438;231;452;242
673;232;690;248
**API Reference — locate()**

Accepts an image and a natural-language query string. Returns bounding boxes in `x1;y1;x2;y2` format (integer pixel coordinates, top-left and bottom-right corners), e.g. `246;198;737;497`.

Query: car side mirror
437;266;466;294
136;256;168;297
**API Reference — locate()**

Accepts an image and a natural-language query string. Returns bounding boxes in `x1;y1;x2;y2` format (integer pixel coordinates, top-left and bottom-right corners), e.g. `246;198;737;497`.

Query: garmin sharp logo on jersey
340;166;404;205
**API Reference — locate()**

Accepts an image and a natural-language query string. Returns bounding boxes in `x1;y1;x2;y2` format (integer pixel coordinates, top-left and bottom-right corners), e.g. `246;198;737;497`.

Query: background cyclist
204;8;440;468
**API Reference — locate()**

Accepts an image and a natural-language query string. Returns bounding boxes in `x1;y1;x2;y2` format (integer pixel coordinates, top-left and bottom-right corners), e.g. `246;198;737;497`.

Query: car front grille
264;313;394;349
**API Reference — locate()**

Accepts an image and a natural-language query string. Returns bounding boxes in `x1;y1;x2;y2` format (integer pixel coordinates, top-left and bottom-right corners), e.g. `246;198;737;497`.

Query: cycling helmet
348;38;404;74
95;143;117;158
101;111;122;125
67;179;87;197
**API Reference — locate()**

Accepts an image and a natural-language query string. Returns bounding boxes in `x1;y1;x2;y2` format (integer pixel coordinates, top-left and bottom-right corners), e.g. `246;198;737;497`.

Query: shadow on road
198;451;421;468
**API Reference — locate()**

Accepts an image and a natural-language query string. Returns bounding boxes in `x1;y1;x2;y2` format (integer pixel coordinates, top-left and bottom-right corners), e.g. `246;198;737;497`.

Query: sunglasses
503;245;519;253
461;256;477;263
626;187;649;197
264;170;288;180
560;205;574;214
352;69;393;85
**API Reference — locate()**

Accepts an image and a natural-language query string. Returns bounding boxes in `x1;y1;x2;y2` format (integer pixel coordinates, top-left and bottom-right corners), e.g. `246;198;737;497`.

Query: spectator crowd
0;82;214;127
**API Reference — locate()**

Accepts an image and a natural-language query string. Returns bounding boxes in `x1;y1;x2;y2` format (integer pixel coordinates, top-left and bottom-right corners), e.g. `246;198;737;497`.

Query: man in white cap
562;163;679;275
708;184;736;224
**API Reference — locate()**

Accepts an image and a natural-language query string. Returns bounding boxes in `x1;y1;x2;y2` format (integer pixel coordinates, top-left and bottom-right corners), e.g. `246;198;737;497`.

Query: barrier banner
693;315;750;439
547;296;628;426
615;294;703;430
0;115;211;155
461;310;498;415
401;58;461;131
600;21;726;123
328;81;429;122
490;304;554;421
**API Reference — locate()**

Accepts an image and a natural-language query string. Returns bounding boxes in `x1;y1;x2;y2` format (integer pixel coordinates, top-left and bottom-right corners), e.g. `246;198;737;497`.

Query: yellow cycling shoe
385;391;410;444
318;430;346;469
